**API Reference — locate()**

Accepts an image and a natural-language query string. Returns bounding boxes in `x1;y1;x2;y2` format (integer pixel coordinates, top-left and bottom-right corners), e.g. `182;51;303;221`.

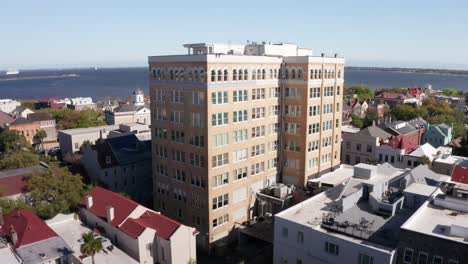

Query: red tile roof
0;209;58;248
451;163;468;184
385;135;418;154
0;175;27;197
120;210;181;240
80;187;139;227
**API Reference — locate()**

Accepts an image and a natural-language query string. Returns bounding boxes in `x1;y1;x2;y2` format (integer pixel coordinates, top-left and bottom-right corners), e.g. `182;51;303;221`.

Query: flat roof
16;236;72;264
308;164;354;186
434;155;466;165
342;125;361;134
402;190;468;244
0;244;21;264
58;125;119;136
48;216;138;264
403;183;438;197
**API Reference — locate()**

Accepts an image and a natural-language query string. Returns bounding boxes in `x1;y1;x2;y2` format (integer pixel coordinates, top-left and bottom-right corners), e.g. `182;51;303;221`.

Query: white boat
6;69;19;75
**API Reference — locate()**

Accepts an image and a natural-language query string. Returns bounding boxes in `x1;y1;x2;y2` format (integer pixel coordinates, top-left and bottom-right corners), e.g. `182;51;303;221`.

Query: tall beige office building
148;42;344;249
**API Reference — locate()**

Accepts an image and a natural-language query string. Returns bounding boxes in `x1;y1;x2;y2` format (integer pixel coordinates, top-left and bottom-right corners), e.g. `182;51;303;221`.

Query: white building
79;187;198;264
274;163;438;264
66;97;97;110
0;99;21;114
105;90;151;125
58;125;119;156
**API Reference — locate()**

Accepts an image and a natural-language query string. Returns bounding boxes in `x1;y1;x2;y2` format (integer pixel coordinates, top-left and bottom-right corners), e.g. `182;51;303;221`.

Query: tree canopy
40;108;105;129
80;231;103;264
441;88;463;97
0;151;40;170
346;86;374;102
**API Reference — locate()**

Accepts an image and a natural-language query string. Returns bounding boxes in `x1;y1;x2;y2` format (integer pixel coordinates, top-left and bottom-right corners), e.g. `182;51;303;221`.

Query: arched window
244;69;248;80
180;68;185;81
199;69;205;82
310;69;313;79
252;69;257;80
238;69;243;81
211;70;216;82
217;69;222;82
223;69;228;81
298;68;303;79
291;68;296;79
233;69;238;81
269;69;273;79
170;69;175;80
262;69;266;80
257;69;261;80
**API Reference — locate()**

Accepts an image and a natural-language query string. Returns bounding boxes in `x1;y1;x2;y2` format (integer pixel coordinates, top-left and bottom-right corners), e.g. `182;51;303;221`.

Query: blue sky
1;0;468;70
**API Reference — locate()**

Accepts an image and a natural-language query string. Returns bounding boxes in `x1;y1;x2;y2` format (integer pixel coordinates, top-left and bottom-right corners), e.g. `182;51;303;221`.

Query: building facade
149;42;344;250
105;90;151;125
421;123;452;148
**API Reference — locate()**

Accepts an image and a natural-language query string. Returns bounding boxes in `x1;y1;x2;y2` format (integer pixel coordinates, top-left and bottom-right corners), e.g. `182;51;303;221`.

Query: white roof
403;183;438;196
402;190;468;244
308;164;354;186
58;125;119;136
408;143;437;159
434;155;466;165
0;245;21;264
341;125;361;134
47;215;138;264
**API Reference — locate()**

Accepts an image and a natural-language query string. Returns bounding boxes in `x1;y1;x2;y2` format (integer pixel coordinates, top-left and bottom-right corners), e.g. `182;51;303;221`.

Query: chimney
321;53;325;57
334;53;338;58
106;206;114;223
86;195;93;209
0;207;3;226
10;225;18;245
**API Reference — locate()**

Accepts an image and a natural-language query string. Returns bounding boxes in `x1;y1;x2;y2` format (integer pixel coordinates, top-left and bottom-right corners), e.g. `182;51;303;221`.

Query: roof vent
39;252;46;258
106;206;114;222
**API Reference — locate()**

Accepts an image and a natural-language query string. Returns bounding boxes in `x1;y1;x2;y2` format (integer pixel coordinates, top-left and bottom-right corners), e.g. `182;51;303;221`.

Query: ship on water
5;69;19;75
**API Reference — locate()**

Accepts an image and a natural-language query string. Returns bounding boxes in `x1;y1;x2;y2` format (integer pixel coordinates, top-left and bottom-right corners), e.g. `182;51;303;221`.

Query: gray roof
9;117;33;126
16;236;72;264
113;104;148;113
405;165;446;186
106;134;151;165
407;117;427;129
357;125;392;139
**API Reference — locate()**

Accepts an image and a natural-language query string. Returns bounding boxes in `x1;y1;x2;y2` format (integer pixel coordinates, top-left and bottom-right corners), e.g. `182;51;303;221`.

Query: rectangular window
252;88;265;100
211;112;228;126
212;193;229;210
170;111;184;124
282;227;288;238
268;140;279;151
308;140;319;152
213;133;228;147
189;153;205;167
325;242;339;255
323;104;333;114
309;87;321;98
251;162;265;175
251;125;265;138
269;105;279;116
309;105;320;116
308;157;319;169
403;248;413;264
192;91;204;105
358;253;374;264
171;130;185;144
432;256;443;264
171;150;185;162
233;148;248;162
211;91;228;104
309;123;320;134
233;129;248;143
251;144;265;157
284;105;302;117
269;87;280;98
284;123;300;135
233;110;248;122
269;123;279;134
233;167;248;180
323;120;332;131
233;90;248;102
324;86;334;96
171;90;184;103
212;153;229;168
190;112;203;128
252;107;266;119
417;252;428;264
212;214;229;228
213;173;229;187
285;87;302;98
297;231;304;244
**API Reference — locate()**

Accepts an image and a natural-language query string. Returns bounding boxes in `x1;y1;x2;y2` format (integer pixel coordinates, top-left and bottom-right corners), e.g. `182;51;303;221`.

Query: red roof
377;92;408;100
0;111;15;129
80;187;139;227
452;164;468;184
0;209;58;248
407;88;424;96
120;210;181;240
385;135;418;154
0;175;27;197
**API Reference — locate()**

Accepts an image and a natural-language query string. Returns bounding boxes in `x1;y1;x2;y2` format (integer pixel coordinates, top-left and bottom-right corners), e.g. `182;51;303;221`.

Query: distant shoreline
0;73;80;81
346;66;468;76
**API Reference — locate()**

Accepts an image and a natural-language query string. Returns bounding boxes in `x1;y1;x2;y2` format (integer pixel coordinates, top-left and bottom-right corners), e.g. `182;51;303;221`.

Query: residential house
396;181;468;264
342;103;352;126
380;120;425;146
6;117;40;144
374;92;411;106
27;112;57;143
451;159;468;184
421;123;453;148
11;106;34;118
406;87;426;104
0;165;46;200
58;125;119;156
367;101;387;118
80;134;153;207
66;97;97;111
0;209;73;264
0;111;15;130
79;187;198;264
351;101;368;118
274;163;436;264
342;124;392;165
375;134;418;168
432;154;466;176
0;99;21;114
105;90;151;125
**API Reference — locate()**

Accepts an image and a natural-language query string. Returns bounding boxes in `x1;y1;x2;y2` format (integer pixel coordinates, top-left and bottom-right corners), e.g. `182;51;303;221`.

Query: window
233;90;248;102
155;108;167;121
308;140;319;152
269;105;279;116
309;123;320;134
213;173;229;187
308;157;319;169
213;133;228;147
192;91;204;105
232;69;237;81
212;153;229;168
211;91;228;104
356;143;362;151
309;105;320;116
212;193;229;210
358;253;374;264
284;105;301;117
210;70;216;82
325;242;339;255
170;111;184;124
310;87;321;98
448;259;459;264
223;69;228;81
269;123;279;134
233;110;248;122
284;123;300;135
324;86;334;96
213;214;229;228
297;231;304;244
105;156;111;164
323;104;333;114
251;162;265;175
189;153;205;167
336;102;340;112
252;88;265;100
403;248;413;264
284;141;300;152
171;130;185;143
322;136;332;148
252;107;265;119
268;140;279;151
417;252;428;264
432;256;443;264
282;227;288;238
285;87;302;98
323;120;332;131
211;112;228;126
171;90;184;103
251;144;265;157
269;87;280;98
173;169;186;182
233;129;248;143
171;150;185;162
233;167;248;180
190;112;203;128
268;158;278;169
233;148;248;162
251;125;265;138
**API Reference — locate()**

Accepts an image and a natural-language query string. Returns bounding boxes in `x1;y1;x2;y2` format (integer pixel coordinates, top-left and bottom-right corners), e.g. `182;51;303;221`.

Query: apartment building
148;42;344;250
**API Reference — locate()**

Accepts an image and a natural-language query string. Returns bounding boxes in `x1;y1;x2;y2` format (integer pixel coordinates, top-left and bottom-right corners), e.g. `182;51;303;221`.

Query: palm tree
80;232;103;264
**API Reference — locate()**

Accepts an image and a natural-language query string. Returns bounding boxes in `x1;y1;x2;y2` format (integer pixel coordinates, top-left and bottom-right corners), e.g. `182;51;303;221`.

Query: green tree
417;156;432;166
187;259;197;264
0;198;32;215
34;130;47;150
80;232;103;264
0;151;40;170
0;130;31;153
351;114;364;128
40;108;105;129
27;165;87;219
442;88;462;97
347;86;374;102
363;113;379;127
